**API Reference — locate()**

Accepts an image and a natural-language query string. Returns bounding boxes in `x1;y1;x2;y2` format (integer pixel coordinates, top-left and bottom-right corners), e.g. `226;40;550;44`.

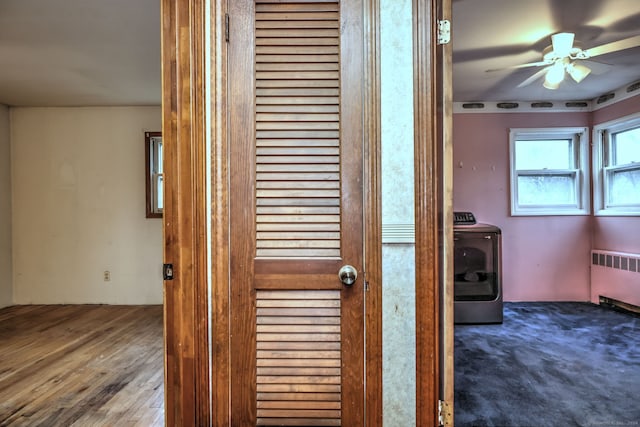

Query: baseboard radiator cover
599;295;640;316
591;250;640;308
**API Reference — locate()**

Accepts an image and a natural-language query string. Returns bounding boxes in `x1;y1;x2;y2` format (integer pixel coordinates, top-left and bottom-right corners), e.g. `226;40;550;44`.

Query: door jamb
414;0;453;425
161;0;211;425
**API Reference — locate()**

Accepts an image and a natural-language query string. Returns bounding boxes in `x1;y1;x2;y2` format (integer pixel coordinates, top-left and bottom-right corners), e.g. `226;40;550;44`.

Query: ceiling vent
596;93;615;104
462;102;485;109
565;101;589;108
531;102;554;108
627;82;640;93
497;102;519;109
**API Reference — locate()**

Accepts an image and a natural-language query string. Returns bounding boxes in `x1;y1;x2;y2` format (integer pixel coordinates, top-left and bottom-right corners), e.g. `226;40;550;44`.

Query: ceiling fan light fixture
543;79;560;90
551;32;575;57
567;62;591;83
543;61;565;89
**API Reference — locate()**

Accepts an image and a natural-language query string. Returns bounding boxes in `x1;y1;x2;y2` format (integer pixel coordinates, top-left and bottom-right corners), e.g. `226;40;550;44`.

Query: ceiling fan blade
486;60;551;73
517;67;550;88
582;34;640;58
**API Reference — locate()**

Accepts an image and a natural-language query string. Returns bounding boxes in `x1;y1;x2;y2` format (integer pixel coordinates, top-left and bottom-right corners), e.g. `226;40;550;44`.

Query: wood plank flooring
0;305;164;426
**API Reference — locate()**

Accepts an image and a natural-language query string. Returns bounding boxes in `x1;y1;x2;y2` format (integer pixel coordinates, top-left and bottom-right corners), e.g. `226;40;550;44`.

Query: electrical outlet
103;270;111;281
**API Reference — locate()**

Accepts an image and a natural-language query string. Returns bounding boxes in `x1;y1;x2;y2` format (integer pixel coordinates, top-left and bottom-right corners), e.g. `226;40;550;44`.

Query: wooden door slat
257;299;340;308
256;199;340;208
256;29;339;37
256;164;339;174
256;240;340;250
256;3;339;13
257;80;339;89
256;384;341;393
257;367;341;376
256;350;341;359
256;222;340;231
257;130;340;139
258;401;341;409
257;358;341;367
256;105;339;113
256;231;340;240
256;122;339;131
256;248;340;258
257;37;339;46
257;155;339;163
256;45;339;55
256;88;339;97
257;71;339;80
256;171;339;180
257;308;340;317
258;289;339;299
256;54;339;63
256;96;338;108
257;113;340;122
256;181;340;190
257;392;341;401
257;147;339;155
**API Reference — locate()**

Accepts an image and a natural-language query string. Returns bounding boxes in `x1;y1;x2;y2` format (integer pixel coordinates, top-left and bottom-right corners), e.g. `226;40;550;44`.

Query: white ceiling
0;1;638;106
453;0;640;102
0;0;161;107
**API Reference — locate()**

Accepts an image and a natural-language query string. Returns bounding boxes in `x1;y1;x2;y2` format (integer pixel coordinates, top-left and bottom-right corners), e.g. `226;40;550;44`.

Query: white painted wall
11;107;163;304
0;105;12;308
381;0;416;424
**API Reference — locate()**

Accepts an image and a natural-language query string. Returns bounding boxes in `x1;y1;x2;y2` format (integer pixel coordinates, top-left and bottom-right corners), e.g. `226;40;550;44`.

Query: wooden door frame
161;0;210;425
161;0;449;425
414;0;453;425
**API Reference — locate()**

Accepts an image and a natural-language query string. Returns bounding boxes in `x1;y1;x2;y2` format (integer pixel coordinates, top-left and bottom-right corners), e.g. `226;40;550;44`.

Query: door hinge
163;263;174;280
438;399;452;426
225;13;229;42
437;19;451;45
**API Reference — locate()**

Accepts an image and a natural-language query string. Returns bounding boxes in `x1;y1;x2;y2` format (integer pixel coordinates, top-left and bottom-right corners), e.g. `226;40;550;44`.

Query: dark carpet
454;302;640;427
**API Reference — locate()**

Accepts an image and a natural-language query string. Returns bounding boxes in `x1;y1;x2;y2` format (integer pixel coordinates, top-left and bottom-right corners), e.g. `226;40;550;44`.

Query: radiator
591;250;640;307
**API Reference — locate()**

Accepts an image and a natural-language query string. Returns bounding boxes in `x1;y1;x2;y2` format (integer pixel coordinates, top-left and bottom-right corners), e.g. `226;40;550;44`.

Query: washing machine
453;212;503;324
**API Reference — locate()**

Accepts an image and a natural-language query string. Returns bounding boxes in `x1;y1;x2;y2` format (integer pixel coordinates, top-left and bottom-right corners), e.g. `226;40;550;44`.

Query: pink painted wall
591;95;640;255
453;112;592;302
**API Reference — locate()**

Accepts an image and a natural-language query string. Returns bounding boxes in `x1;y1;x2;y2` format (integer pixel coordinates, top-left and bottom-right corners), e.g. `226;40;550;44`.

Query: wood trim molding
161;0;210;425
364;0;383;425
210;1;230;425
413;0;441;424
438;0;455;422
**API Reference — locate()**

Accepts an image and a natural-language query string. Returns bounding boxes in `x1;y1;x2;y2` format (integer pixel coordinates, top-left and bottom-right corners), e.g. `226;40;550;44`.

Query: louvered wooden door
229;0;365;425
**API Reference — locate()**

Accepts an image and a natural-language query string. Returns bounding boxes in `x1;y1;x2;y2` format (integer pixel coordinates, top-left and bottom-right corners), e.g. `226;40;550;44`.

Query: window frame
145;131;163;218
593;112;640;216
509;127;590;216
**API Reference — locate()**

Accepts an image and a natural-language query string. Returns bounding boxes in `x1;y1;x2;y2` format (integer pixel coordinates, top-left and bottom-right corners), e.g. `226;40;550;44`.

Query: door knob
338;265;357;286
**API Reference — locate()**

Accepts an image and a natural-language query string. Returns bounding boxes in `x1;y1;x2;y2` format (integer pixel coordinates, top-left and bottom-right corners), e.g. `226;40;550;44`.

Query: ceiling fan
488;33;640;90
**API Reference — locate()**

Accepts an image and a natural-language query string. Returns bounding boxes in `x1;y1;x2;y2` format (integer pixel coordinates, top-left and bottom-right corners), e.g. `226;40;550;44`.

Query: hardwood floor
0;305;164;426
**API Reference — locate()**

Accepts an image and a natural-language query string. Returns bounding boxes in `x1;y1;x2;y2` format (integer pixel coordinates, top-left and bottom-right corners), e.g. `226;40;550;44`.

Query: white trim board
454;80;640;114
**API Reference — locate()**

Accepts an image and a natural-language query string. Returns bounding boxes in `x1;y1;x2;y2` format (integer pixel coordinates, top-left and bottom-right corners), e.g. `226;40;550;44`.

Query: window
145;132;163;218
509;127;589;216
593;113;640;216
